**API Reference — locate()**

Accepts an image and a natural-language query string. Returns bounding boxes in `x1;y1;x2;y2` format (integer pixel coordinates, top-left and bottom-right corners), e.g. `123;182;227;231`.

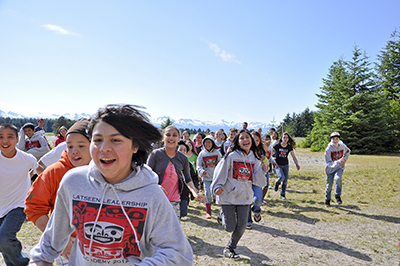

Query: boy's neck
1;149;17;158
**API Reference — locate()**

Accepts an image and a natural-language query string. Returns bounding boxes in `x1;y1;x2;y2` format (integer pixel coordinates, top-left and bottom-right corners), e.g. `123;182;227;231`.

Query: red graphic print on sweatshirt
72;200;146;260
202;155;218;168
331;150;344;161
26;140;41;151
232;161;254;181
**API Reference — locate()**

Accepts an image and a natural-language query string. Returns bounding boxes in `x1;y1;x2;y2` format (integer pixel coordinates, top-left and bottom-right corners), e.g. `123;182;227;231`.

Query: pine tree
376;29;400;149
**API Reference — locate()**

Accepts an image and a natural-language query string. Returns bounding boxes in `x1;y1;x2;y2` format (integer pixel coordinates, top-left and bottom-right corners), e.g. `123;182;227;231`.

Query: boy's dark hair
224;129;261;160
89;104;162;166
0;123;18;137
22;123;35;131
177;140;189;153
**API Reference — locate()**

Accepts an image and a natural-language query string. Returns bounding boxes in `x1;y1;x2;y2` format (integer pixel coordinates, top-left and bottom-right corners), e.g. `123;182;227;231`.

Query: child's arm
290;151;300;170
211;157;230;195
16;128;26;151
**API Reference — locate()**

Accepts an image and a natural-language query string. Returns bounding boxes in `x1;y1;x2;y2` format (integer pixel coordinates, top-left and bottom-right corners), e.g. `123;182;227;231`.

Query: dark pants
0;207;30;266
221;204;249;250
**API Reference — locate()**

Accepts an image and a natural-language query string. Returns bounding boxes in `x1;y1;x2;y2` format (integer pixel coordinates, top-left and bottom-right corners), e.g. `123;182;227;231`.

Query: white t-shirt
40;141;66;167
0;149;37;218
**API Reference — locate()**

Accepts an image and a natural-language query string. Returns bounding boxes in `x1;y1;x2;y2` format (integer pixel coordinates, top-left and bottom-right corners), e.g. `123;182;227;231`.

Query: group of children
0;105;351;265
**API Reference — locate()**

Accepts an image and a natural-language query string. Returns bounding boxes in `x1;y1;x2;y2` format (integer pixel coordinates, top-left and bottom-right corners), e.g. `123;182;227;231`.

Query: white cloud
207;42;240;64
42;24;78;35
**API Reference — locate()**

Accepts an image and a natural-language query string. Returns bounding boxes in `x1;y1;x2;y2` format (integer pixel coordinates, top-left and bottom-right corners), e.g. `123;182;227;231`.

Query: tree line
0;116;75;135
302;29;400;154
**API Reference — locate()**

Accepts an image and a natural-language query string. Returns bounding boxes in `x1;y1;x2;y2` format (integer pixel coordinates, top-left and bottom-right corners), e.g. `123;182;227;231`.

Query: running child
211;129;267;260
25;119;91;264
324;132;351;207
273;132;300;200
246;131;266;229
0;123;38;266
147;125;206;219
197;136;222;219
29;104;194;265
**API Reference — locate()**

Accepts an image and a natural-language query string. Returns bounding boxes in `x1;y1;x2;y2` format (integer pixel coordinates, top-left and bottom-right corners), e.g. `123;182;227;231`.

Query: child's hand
61;236;75;260
202;170;207;176
215;187;224;195
296;164;300;170
262;163;268;172
195;194;207;204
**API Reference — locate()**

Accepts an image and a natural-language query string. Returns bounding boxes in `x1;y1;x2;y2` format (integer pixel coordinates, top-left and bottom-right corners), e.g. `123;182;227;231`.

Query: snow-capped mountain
0;110;272;133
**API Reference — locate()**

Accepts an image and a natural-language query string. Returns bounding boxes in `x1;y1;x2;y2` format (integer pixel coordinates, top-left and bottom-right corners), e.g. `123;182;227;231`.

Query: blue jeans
247;185;263;225
203;180;213;204
275;164;289;197
325;168;343;200
0;207;30;266
180;199;188;218
264;171;270;189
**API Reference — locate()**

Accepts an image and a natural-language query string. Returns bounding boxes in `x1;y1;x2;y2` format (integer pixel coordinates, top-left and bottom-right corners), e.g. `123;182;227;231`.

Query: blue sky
1;1;399;124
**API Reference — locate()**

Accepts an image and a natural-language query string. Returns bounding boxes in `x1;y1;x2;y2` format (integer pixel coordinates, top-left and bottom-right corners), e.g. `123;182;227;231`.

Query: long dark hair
251;131;266;158
224;129;261;160
89;104;162;166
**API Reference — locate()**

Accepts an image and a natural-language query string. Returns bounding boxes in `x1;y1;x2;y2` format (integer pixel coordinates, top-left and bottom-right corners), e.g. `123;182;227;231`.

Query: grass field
2;148;400;265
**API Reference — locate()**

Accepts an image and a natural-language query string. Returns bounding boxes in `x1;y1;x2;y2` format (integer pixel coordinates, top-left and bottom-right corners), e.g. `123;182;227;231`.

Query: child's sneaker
325;199;330;207
335;195;342;205
274;182;280;192
223;247;240;260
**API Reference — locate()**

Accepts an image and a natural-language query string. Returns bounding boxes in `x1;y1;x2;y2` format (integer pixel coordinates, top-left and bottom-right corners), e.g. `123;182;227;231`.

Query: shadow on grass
252;225;372;262
265;199;339;224
290;174;319;181
188;235;271;265
338;205;400;224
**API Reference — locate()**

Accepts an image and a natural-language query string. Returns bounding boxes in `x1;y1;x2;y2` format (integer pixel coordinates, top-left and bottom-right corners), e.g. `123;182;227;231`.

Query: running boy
0;123;38;265
17;123;50;161
324;132;351;207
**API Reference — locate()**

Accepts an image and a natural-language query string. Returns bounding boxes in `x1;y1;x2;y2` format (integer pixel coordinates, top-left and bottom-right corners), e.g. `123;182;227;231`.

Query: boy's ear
132;145;139;154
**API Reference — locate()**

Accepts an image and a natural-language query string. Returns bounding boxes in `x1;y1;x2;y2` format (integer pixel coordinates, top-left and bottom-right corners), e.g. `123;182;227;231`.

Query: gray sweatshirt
197;146;222;182
325;140;351;175
30;161;193;265
211;150;267;205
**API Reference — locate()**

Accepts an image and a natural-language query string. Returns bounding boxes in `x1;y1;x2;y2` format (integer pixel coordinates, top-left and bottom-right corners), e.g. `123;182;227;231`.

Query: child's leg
203;180;213;204
222;205;249;250
280;165;289;197
334;168;344;197
180;199;188;218
325;172;335;200
0;207;30;266
252;185;263;216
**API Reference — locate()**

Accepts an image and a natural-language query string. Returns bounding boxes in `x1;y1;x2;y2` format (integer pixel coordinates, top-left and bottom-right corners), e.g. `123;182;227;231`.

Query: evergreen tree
160;117;174;129
306;47;390;154
376;29;400;149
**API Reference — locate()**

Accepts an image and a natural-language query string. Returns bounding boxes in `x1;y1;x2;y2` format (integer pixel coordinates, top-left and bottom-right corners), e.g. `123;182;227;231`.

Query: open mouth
100;158;116;164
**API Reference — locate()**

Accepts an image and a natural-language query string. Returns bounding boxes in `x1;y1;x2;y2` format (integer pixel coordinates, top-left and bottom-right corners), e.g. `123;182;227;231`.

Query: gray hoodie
211;150;267;205
325;140;351;175
197;137;222;182
17;127;49;160
30;161;193;265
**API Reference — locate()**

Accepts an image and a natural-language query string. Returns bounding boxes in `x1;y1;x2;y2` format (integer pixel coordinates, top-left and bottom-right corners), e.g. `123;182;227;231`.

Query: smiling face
204;139;213;151
163;127;180;150
24;127;34;138
0;128;18;158
253;135;261;146
177;144;187;155
215;131;223;141
331;136;340;146
60;128;68;137
182;132;190;140
90;121;138;183
229;131;237;141
66;133;91;168
238;132;252;154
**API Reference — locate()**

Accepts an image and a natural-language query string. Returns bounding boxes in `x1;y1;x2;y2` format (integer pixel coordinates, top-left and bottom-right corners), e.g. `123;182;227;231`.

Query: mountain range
0;110;273;133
